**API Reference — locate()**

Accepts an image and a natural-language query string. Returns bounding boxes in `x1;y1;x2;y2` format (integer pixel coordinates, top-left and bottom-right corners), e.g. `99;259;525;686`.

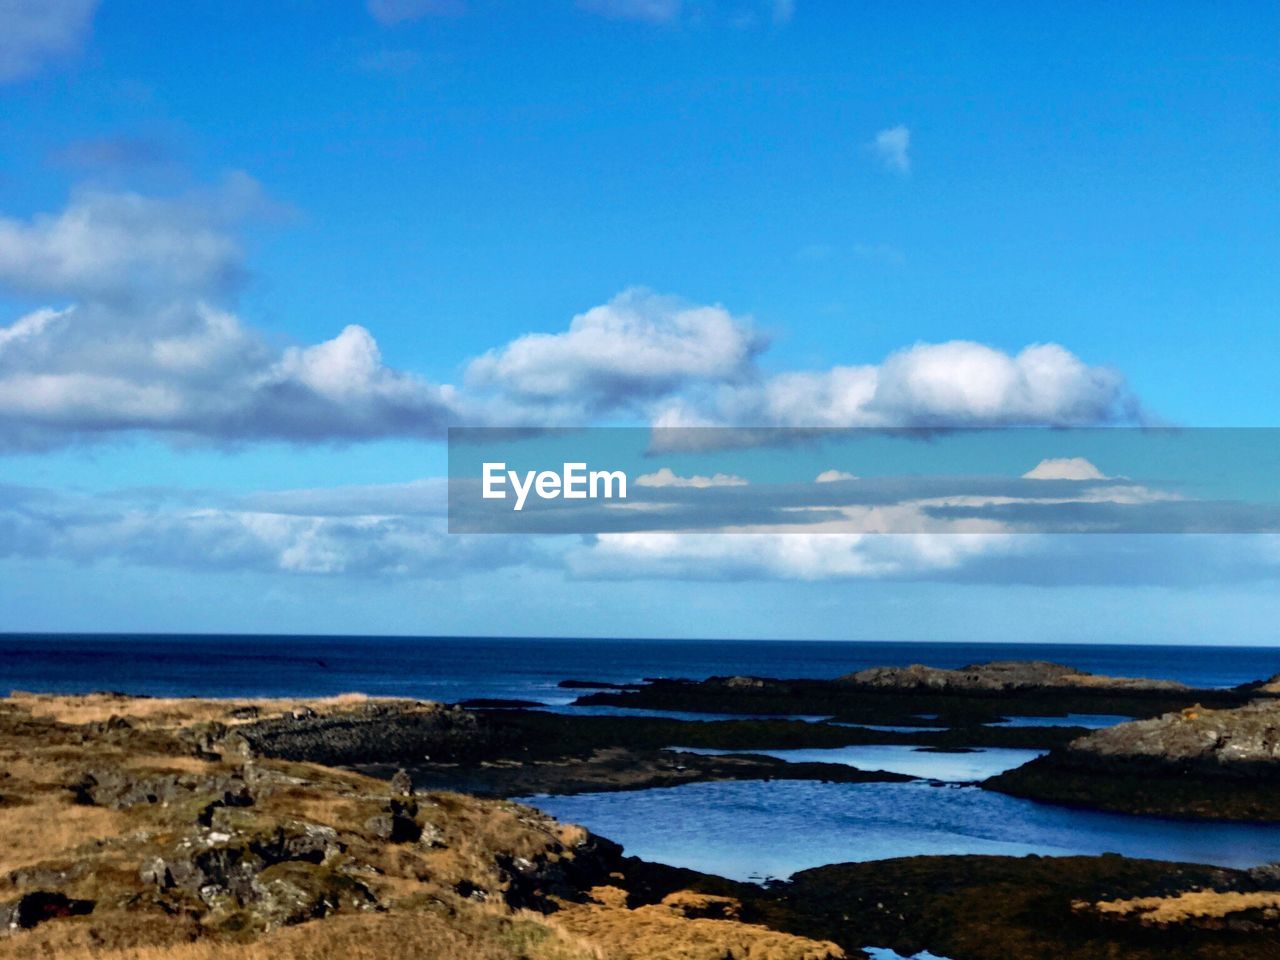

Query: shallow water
831;722;950;733
537;704;835;723
987;714;1133;729
519;780;1280;882
670;744;1046;781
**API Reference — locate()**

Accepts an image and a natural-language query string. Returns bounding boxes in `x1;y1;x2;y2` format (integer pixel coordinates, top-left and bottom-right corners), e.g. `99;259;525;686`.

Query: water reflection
520;780;1280;882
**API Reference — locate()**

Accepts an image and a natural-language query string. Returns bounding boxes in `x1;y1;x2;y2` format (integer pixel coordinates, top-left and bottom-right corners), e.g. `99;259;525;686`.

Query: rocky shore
0;692;844;960
4;659;1280;959
988;697;1280;820
569;661;1255;733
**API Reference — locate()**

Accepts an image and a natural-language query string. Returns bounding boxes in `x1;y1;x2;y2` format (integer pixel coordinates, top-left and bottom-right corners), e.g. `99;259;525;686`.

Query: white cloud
0;177;258;301
0;0;98;82
0;182;456;449
0;181;1138;448
466;288;764;419
635;467;748;488
0;482;528;578
1023;457;1108;481
657;340;1134;429
366;0;465;26
568;531;1021;581
872;125;911;175
577;0;682;22
815;469;858;483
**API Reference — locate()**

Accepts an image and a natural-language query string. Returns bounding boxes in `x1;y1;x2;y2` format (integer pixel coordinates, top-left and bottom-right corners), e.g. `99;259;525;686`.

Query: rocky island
988;696;1280;820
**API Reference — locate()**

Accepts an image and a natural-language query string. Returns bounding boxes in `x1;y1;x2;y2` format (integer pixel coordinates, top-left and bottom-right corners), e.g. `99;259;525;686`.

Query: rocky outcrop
986;699;1280;819
1066;699;1280;776
841;660;1189;692
224;700;487;766
72;767;254;813
0;892;93;934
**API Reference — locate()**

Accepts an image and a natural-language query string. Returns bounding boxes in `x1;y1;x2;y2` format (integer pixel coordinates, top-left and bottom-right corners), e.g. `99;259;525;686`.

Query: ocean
2;634;1278;701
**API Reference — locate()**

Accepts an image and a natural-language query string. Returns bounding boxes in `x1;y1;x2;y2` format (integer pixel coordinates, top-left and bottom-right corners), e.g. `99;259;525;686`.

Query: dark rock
73;768;254;819
227;702;486;766
0;892;94;932
842;660;1189;692
363;799;421;843
986;698;1280;821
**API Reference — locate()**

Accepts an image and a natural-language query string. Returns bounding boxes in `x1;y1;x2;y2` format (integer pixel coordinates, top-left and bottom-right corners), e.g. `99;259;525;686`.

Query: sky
1;0;1277;642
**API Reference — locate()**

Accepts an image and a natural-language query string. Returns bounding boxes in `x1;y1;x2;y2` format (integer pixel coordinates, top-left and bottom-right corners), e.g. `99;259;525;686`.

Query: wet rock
0;892;94;933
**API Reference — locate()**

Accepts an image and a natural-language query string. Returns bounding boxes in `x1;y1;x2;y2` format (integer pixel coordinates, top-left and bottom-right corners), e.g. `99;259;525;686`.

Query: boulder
0;892;93;933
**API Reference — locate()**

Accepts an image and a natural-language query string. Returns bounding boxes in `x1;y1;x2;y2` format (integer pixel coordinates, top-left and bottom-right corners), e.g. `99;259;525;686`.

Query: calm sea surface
2;634;1277;700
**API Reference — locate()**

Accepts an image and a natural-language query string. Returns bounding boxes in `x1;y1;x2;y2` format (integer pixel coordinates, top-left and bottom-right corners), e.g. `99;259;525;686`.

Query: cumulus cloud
0;177;258;301
0;181;456;449
0;0;98;82
0;179;1138;449
1023;457;1108;481
577;0;682;23
872;125;911;175
366;0;465;25
634;467;748;488
0;305;456;448
466;288;765;419
657;341;1135;429
816;469;858;482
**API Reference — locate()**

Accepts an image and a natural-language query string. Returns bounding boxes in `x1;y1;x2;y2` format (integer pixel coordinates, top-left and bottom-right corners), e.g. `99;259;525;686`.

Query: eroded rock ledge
987;698;1280;820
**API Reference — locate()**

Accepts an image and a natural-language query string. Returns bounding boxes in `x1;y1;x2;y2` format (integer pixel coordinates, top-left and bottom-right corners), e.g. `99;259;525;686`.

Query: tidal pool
519;779;1280;882
986;713;1133;729
670;744;1046;781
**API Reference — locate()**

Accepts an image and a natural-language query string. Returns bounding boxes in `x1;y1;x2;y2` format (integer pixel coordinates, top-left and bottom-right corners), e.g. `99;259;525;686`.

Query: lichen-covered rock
71;767;254;814
1062;699;1280;777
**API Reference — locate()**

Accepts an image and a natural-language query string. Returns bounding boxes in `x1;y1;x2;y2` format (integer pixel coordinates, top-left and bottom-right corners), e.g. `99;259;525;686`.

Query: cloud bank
0;183;1138;449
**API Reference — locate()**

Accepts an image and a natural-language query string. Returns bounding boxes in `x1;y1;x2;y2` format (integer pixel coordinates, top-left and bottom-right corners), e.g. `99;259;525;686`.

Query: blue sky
1;0;1277;642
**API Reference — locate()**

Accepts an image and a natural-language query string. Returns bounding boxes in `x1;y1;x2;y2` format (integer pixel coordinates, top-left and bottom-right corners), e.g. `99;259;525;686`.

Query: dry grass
0;801;130;876
549;887;844;960
0;910;602;960
6;692;410;727
1085;890;1280;925
0;691;846;960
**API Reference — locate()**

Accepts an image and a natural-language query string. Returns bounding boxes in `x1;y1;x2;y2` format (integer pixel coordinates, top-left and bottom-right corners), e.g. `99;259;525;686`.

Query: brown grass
1085;890;1280;925
0;801;130;876
550;887;844;960
0;910;602;960
6;692;411;727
